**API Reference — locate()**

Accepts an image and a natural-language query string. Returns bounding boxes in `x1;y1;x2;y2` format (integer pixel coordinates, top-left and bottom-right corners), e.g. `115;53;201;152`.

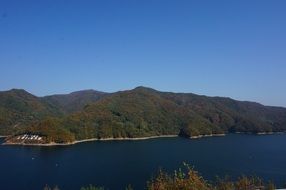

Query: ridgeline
1;87;286;144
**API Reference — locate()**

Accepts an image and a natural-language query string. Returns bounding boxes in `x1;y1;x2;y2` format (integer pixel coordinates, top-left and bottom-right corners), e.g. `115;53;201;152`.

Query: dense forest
1;87;286;143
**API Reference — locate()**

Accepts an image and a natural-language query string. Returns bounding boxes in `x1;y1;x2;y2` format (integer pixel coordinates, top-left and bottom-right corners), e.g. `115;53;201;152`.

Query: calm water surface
0;134;286;190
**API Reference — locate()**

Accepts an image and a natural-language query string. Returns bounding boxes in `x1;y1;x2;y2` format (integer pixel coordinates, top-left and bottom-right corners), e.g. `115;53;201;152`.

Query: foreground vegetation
44;164;278;190
1;87;286;143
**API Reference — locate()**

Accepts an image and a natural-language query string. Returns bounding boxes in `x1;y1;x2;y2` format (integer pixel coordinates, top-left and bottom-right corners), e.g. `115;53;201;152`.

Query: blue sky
0;0;285;107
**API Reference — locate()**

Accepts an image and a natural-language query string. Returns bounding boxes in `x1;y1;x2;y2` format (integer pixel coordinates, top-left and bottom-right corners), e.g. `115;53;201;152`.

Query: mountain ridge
1;87;286;143
2;87;284;108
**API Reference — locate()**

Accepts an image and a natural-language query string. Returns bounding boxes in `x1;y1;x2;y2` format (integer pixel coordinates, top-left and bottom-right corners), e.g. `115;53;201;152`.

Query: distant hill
0;87;286;143
42;89;107;113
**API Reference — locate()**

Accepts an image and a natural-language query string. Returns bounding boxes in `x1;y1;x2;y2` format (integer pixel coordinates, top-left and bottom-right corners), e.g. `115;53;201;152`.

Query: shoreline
235;131;286;135
2;132;286;147
2;135;178;147
189;131;286;139
256;132;285;135
190;133;226;139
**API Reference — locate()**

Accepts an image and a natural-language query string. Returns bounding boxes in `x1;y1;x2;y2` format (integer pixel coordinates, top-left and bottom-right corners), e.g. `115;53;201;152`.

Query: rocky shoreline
190;133;226;139
256;132;285;135
234;131;286;135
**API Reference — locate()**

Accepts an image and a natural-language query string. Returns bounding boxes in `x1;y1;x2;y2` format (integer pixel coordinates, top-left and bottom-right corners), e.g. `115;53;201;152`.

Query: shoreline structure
2;132;286;147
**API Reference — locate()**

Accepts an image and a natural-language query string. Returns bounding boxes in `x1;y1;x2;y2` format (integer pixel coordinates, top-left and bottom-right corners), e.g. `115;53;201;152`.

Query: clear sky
0;0;285;107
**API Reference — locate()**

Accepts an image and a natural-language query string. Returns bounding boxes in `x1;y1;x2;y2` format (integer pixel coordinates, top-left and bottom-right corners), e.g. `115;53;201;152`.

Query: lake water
0;134;286;190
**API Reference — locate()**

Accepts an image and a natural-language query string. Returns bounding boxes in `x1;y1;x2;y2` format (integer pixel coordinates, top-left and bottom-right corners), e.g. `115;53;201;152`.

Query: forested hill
41;89;107;113
0;87;286;143
0;89;106;135
0;89;61;135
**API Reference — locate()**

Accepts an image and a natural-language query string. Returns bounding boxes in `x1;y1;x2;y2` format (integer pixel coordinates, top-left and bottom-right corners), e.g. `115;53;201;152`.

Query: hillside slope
1;87;286;142
0;89;61;135
42;89;107;113
60;87;286;140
